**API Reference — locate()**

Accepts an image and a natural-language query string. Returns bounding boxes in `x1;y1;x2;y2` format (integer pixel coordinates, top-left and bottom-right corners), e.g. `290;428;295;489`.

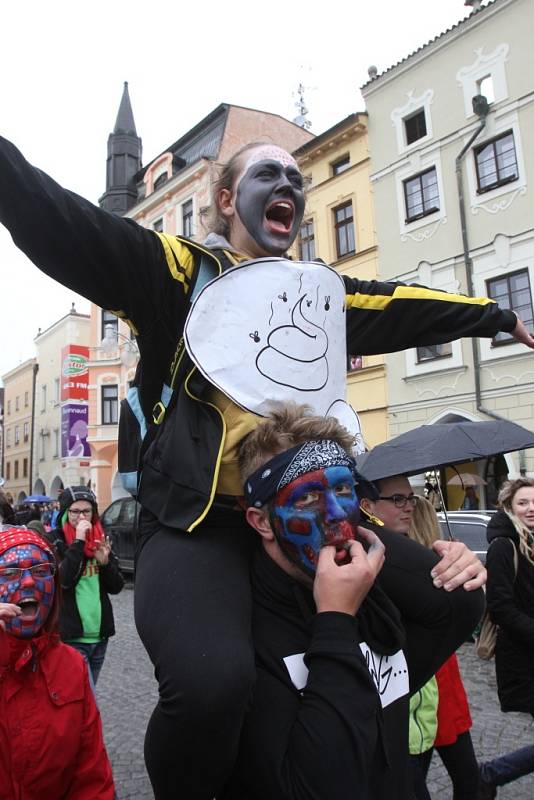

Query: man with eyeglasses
360;476;418;535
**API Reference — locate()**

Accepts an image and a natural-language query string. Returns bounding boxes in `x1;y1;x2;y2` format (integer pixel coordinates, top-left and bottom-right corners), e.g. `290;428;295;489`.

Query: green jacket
409;675;438;755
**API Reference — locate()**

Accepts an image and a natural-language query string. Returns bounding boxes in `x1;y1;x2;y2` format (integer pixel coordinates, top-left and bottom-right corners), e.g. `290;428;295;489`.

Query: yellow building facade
293;114;388;448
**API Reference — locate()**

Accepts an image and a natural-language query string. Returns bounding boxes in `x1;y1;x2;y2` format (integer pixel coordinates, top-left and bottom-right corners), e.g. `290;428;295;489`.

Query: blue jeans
481;744;534;786
69;639;108;686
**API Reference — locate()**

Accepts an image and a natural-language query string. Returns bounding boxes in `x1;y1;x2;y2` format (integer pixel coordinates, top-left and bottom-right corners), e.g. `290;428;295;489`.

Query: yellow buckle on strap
152;402;166;425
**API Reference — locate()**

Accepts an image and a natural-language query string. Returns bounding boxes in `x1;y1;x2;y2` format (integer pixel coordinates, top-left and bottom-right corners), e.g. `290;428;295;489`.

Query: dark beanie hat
58;486;98;518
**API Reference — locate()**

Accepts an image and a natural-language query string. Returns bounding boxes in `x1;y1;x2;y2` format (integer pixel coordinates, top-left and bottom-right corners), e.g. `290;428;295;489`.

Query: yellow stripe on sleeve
346;285;495;312
156;233;194;286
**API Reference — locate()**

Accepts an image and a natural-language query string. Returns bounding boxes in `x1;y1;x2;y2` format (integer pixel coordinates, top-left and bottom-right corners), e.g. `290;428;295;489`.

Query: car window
121;499;137;524
440;520;487;554
101;501;122;526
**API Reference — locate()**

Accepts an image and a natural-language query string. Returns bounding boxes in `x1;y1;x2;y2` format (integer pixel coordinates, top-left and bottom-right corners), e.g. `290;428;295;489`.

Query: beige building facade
293;114;388;448
33;307;90;498
2;358;37;503
362;0;534;505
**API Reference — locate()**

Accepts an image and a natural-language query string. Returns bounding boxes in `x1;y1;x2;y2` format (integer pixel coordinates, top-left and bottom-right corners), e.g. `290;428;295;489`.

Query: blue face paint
0;544;55;638
271;465;360;576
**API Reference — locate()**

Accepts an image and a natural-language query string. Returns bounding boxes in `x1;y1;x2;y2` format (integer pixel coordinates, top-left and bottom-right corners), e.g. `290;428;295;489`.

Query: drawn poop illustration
184;258;364;451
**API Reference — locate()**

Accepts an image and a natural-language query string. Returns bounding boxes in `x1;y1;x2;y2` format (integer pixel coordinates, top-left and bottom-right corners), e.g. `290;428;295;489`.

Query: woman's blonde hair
498;478;534;564
407;497;442;549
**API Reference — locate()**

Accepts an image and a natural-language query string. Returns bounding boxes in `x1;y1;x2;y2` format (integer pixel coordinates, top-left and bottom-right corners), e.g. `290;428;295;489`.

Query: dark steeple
99;82;142;215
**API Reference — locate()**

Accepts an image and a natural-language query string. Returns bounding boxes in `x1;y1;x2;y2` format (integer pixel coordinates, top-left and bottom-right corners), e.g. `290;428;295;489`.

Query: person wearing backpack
479;478;534;798
0;134;529;799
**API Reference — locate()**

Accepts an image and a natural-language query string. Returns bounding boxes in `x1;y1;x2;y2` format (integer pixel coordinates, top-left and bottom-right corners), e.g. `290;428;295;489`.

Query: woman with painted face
48;486;124;686
0;526;115;799
479;479;534;798
0;134;528;799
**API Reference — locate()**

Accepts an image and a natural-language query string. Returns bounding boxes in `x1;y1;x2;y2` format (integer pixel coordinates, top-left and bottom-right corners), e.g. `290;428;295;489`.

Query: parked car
437;510;496;565
101;496;139;574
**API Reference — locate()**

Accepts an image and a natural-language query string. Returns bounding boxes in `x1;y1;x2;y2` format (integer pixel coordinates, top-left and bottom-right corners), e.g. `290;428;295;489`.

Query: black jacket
0;136;518;532
486;510;534;713
222;526;484;800
50;528;125;642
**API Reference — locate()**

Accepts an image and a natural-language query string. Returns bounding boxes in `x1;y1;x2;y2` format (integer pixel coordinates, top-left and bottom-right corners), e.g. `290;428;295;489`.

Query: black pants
414;731;479;800
134;508;257;800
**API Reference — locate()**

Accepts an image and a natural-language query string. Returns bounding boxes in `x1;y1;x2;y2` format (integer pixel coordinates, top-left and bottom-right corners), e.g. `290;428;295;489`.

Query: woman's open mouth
265;200;295;235
17;598;39;620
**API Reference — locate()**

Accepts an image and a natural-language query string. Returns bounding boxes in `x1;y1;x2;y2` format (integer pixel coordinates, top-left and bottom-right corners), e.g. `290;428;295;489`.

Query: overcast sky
0;0;482;381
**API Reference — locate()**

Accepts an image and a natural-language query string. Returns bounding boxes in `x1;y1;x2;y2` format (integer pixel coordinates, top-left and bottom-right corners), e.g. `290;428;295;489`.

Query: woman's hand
0;602;21;631
75;518;92;542
94;536;112;566
431;540;486;592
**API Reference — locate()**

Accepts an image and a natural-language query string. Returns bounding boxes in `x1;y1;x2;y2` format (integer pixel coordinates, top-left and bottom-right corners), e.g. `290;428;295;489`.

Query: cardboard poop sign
184;257;364;454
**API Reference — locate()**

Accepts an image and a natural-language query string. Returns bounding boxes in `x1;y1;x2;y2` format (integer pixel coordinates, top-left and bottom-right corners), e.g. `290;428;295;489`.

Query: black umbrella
356;420;534;482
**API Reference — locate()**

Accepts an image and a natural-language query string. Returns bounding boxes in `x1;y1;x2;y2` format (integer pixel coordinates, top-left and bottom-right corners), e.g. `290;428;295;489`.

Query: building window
24;391;29;407
41;385;47;413
53;378;60;405
487;269;534;346
334;202;355;259
23;422;29;442
404;168;439;223
14;426;19;445
416;343;452;363
7;400;10;415
40;435;46;462
404;109;427;145
474;131;518;194
53;428;59;458
6;462;10;481
101;309;119;342
15;396;19;412
477;75;495;104
347;355;363;372
299;220;315;261
102;384;119;425
23;458;28;478
14;461;19;480
153;218;164;233
6;429;11;448
182;200;193;238
153;173;168;192
332;156;350;176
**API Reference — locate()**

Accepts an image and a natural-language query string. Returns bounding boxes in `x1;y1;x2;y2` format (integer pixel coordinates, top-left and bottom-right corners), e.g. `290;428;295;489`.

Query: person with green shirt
49;486;124;685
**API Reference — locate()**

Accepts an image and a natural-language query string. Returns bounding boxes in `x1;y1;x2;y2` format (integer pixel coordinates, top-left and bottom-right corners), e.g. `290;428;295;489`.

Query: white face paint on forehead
242;146;298;173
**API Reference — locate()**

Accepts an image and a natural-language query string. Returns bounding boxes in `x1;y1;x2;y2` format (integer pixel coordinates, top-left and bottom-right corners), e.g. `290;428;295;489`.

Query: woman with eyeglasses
0;526;115;798
48;486;124;685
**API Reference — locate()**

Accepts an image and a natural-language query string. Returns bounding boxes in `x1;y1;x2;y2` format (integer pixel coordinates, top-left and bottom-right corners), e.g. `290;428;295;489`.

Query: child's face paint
0;544;55;638
271;466;360;576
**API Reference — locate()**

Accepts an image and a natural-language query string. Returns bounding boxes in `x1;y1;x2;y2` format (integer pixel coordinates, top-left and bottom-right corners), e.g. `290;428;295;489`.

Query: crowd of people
1;131;534;798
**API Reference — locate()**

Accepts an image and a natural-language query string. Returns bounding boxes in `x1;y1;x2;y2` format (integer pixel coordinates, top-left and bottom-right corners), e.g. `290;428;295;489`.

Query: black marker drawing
278;291;288;302
324;295;330;311
364;649;395;697
255;294;329;391
249;331;260;343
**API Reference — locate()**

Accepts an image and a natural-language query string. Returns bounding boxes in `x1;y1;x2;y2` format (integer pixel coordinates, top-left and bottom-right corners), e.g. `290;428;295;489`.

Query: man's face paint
271;466;360;576
0;544;55;638
235;146;305;257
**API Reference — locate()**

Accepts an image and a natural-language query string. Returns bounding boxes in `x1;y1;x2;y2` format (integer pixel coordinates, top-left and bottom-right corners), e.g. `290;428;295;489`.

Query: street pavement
98;582;534;799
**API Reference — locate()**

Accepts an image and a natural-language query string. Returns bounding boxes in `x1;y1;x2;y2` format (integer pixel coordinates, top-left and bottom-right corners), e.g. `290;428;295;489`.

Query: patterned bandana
244;440;375;508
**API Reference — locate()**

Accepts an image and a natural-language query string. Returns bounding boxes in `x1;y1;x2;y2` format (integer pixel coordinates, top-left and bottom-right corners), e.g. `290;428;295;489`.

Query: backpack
476;537;518;660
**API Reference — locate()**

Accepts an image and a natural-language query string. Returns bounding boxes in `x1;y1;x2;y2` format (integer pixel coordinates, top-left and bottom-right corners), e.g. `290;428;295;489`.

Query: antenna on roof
292;82;312;130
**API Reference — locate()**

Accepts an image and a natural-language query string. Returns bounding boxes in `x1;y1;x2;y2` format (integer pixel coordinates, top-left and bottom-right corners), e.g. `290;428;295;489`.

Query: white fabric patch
184;258;364;452
283;643;409;709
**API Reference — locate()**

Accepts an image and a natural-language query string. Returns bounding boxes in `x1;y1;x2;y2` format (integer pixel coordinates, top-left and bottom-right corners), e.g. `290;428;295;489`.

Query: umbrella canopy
356;420;534;482
447;472;487;487
25;494;53;504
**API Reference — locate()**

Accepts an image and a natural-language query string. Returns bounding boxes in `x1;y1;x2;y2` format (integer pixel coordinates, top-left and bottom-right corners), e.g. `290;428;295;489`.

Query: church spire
114;81;137;136
99;82;142;215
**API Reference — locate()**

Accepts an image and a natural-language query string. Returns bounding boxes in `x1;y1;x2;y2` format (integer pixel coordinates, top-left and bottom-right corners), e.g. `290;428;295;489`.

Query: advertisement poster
61;404;91;458
60;345;89;402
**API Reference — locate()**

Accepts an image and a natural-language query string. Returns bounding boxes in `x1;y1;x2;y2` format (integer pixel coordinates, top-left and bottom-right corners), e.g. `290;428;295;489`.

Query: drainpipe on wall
29;361;39;495
455;95;526;476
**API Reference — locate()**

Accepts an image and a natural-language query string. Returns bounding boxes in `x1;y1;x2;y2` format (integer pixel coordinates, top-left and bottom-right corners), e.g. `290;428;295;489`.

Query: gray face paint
235;157;305;256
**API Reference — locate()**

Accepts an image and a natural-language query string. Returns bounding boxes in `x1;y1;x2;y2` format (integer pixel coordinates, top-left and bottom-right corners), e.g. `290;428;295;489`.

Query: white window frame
456;43;509;119
395;150;446;240
391;89;434;155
